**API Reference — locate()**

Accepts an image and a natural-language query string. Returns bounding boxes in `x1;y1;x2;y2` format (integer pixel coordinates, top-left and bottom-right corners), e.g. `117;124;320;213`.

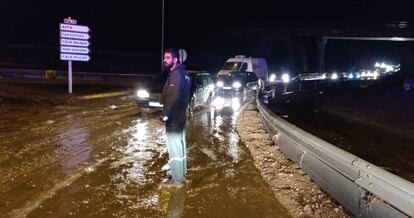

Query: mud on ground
237;101;349;218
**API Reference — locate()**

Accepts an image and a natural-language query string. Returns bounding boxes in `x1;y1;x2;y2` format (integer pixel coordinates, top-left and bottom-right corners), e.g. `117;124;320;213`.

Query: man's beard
163;62;173;70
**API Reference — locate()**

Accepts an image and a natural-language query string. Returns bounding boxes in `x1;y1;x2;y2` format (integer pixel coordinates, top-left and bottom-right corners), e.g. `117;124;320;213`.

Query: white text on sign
60;31;90;40
60;38;90;47
60;46;90;54
64;18;77;25
59;24;90;33
60;54;90;62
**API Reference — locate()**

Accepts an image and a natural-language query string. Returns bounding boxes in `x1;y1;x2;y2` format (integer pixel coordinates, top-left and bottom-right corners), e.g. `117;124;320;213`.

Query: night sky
2;0;414;73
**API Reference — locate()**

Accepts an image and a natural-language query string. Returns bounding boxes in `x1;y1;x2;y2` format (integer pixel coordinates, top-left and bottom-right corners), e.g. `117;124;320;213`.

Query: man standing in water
160;48;191;188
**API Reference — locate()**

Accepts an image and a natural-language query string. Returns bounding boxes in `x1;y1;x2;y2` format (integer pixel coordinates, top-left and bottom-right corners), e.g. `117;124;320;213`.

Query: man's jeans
166;130;187;183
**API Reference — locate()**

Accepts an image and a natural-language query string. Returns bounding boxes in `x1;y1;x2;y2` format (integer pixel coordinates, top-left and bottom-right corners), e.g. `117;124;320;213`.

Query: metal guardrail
257;96;414;218
0;68;153;81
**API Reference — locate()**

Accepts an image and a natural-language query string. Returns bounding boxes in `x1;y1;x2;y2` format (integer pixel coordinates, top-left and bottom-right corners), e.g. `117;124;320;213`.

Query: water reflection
211;94;244;113
227;131;241;163
113;119;165;185
56;115;91;173
183;95;289;217
164;187;186;218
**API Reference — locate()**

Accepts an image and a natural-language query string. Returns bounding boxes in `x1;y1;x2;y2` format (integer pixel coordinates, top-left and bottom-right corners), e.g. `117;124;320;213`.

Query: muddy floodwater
0;79;289;217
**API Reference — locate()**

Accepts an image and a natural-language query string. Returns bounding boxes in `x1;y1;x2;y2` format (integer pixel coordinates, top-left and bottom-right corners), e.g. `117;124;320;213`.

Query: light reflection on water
56;116;91;173
210;97;243;164
227;130;241;163
113;119;165;185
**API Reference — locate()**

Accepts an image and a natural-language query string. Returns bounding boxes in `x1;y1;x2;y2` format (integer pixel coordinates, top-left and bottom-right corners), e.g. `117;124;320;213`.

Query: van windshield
222;62;243;70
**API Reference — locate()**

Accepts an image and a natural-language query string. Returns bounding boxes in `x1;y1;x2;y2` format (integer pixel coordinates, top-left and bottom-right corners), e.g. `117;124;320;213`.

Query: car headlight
269;74;276;82
216;81;224;87
331;73;338;80
232;81;242;89
137;89;149;98
281;73;290;83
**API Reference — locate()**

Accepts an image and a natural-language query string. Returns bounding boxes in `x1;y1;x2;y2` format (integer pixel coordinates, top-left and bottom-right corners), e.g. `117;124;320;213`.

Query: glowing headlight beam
269;74;276;82
281;73;290;83
232;81;242;89
137;89;149;98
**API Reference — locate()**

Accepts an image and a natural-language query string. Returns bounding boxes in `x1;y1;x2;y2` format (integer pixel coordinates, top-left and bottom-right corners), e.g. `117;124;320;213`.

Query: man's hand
158;115;168;126
158;119;165;126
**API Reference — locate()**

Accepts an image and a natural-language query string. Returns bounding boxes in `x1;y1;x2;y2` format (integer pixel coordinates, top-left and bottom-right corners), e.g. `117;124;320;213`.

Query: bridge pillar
317;36;327;73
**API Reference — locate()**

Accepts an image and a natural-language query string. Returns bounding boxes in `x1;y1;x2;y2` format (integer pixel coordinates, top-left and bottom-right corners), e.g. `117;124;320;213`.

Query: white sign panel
60;23;90;33
60;31;90;40
64;18;77;25
60;53;90;62
60;38;90;47
60;46;90;54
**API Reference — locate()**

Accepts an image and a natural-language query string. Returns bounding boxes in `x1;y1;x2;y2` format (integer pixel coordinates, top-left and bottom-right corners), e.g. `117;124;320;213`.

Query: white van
217;55;269;80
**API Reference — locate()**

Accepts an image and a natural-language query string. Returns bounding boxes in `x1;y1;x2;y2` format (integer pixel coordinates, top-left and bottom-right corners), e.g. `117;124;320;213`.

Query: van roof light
235;55;246;58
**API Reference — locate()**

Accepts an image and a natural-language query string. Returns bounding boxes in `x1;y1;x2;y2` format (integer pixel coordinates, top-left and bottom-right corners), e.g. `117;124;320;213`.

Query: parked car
188;71;215;113
135;71;215;113
215;70;259;95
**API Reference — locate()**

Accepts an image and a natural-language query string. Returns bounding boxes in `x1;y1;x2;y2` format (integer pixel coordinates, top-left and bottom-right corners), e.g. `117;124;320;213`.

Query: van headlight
281;73;290;83
216;81;224;87
137;89;150;98
232;81;242;88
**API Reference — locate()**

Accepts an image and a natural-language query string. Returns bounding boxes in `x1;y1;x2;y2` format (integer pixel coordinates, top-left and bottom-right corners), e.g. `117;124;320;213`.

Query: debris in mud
237;102;349;218
45;120;55;125
85;166;95;173
110;105;118;110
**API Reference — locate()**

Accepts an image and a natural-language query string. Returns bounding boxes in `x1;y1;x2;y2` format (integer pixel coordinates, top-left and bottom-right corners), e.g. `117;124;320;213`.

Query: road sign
60;46;90;54
60;31;90;40
60;38;90;47
178;49;187;63
60;23;90;33
60;17;91;94
60;53;90;62
64;18;77;25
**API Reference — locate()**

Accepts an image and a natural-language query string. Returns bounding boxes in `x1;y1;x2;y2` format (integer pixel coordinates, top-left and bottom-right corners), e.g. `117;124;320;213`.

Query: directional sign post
59;17;91;93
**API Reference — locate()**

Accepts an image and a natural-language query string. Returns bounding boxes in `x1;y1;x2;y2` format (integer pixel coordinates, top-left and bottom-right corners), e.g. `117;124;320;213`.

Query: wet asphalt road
0;79;289;217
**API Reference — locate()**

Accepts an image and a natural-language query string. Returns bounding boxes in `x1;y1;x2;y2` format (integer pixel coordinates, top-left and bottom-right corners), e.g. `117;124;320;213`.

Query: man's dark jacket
161;64;191;132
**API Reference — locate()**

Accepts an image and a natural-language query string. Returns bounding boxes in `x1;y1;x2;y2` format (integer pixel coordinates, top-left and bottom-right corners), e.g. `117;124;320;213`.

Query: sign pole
68;60;73;94
161;0;165;72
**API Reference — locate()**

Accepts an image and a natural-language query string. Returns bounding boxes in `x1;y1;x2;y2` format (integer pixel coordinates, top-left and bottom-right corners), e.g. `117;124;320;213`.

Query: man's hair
165;48;179;59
